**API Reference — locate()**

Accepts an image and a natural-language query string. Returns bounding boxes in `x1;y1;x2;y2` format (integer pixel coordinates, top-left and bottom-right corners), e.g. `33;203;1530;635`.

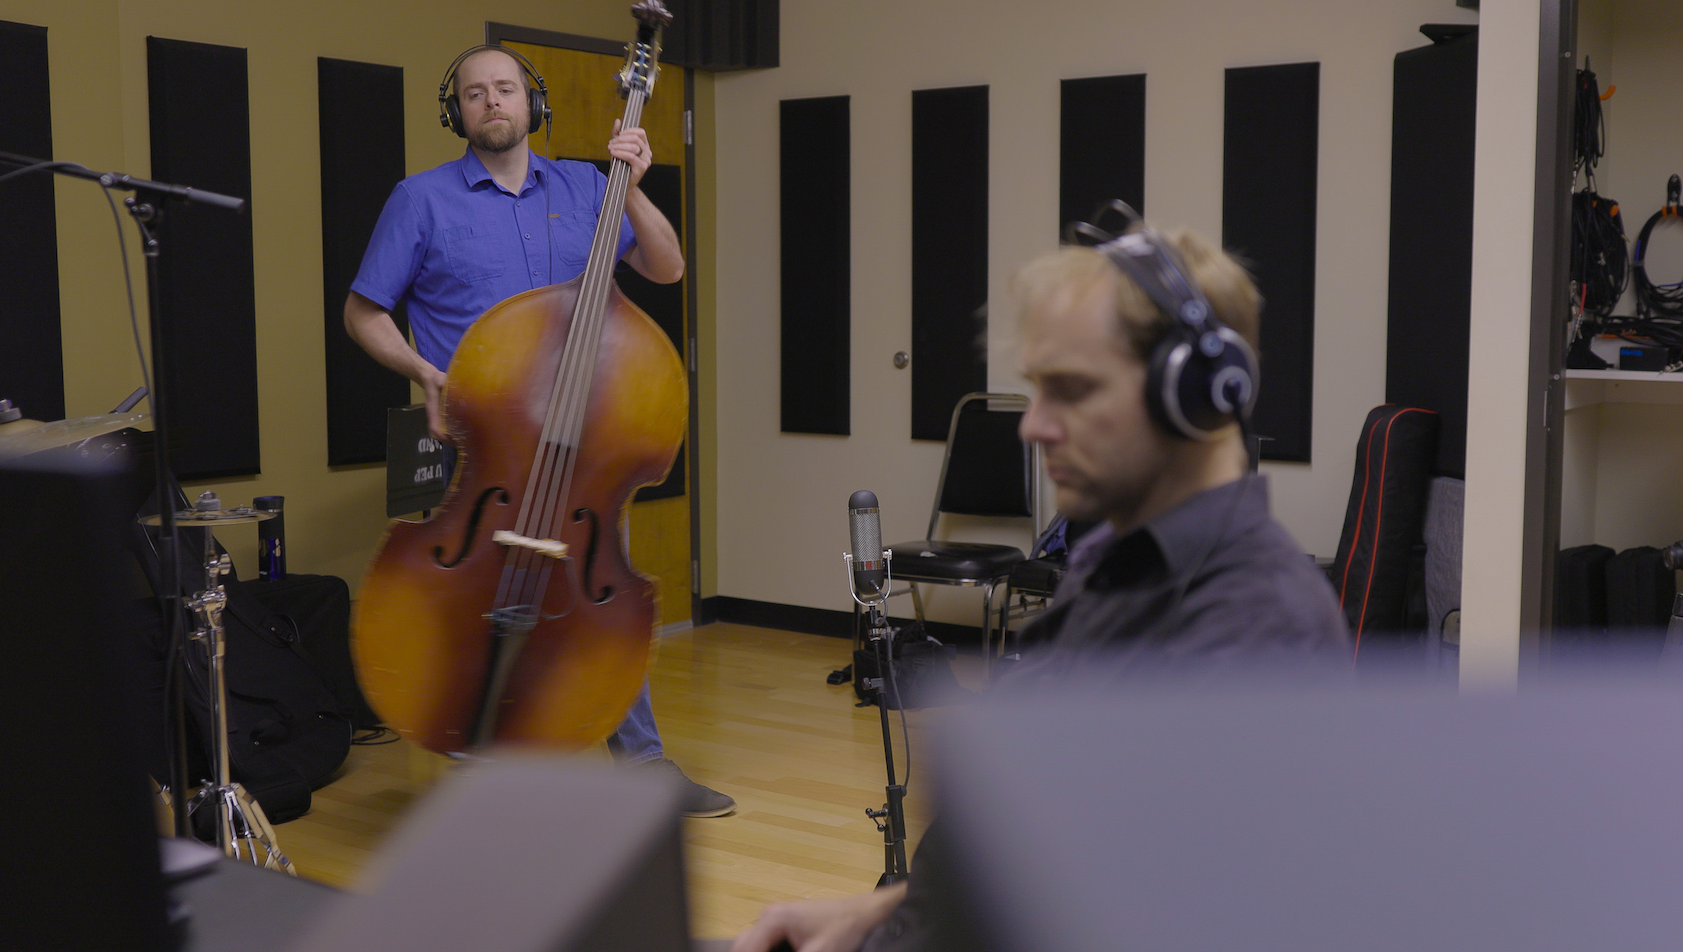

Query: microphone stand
0;151;246;841
845;549;910;886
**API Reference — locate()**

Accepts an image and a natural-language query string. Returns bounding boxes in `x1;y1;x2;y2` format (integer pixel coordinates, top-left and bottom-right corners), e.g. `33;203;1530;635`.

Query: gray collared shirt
1019;474;1351;676
860;477;1352;952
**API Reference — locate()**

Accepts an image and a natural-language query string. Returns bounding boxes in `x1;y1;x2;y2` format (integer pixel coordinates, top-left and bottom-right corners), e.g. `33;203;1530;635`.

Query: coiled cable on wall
1633;175;1683;321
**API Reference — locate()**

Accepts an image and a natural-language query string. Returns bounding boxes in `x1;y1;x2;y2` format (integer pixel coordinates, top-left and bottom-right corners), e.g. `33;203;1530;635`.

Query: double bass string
493;80;650;625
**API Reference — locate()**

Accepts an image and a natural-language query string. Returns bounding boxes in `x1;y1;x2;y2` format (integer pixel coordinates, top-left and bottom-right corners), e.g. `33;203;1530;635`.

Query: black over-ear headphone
1067;201;1259;441
438;44;551;139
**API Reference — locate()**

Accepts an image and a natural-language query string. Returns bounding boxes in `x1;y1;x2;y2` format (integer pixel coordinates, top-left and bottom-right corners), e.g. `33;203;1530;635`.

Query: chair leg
980;580;997;675
909;583;926;625
999;582;1015;655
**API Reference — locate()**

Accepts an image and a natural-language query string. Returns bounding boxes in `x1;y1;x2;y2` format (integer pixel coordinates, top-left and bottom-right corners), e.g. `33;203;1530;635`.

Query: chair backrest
928;392;1037;539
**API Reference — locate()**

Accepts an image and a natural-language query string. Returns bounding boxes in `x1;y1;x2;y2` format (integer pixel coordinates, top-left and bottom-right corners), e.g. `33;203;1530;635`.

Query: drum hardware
162;492;295;874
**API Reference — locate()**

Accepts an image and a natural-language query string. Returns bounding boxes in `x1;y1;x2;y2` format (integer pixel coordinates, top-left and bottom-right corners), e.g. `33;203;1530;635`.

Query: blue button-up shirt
350;147;637;371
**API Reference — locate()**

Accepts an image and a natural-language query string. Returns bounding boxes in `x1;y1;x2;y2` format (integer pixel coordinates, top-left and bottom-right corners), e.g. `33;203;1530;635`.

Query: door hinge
684;109;693;146
691;559;700;593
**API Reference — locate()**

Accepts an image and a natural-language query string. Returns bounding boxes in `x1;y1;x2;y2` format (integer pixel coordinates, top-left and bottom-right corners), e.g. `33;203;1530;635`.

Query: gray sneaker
643;758;736;817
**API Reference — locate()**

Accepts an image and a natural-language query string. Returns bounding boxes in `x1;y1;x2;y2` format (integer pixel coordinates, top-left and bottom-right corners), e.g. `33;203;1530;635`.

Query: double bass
351;2;685;754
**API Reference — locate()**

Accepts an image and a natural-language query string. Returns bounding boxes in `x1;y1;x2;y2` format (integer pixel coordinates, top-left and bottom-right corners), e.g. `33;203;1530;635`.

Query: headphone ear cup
1145;328;1191;438
1147;326;1257;441
527;88;547;135
444;94;466;138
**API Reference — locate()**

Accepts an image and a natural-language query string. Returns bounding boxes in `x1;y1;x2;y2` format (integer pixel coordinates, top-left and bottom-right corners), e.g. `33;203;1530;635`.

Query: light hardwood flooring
273;622;936;939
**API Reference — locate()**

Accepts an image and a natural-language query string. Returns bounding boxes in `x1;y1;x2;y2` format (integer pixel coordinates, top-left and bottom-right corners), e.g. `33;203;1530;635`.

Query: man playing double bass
344;44;733;818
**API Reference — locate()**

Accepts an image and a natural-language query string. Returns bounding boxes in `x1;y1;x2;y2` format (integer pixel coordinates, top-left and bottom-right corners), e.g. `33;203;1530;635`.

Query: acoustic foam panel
779;95;850;436
0;20;65;423
1223;62;1319;463
664;0;779;71
321;57;410;467
1060;73;1146;234
147;36;260;479
912;85;988;442
1387;30;1477;479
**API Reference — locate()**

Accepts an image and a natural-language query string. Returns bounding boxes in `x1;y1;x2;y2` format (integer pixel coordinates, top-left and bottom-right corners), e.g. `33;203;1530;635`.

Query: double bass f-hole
573;507;615;604
432;486;511;568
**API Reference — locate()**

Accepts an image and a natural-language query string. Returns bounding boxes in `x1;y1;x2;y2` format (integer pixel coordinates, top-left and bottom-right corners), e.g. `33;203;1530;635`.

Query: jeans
608;682;665;764
440;443;665;764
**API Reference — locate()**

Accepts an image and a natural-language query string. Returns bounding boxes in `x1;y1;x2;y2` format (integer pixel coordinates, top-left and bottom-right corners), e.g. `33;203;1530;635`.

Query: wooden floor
273;622;935;939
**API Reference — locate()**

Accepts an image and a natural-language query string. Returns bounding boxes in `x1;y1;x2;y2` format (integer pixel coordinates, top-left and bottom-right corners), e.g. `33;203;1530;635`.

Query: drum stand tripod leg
183;519;297;875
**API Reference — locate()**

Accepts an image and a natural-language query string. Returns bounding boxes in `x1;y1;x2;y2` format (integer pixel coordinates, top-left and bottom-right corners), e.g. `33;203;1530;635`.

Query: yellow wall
4;0;660;589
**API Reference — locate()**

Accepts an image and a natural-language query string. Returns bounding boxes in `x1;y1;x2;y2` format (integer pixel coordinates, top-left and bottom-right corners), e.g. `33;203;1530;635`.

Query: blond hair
1012;228;1261;361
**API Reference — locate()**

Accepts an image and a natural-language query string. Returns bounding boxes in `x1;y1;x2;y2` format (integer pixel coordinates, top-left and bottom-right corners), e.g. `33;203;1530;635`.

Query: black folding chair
866;392;1039;668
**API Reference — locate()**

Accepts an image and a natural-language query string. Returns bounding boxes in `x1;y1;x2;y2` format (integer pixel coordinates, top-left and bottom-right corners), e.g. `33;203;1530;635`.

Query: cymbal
0;410;149;457
0;416;45;438
138;507;275;527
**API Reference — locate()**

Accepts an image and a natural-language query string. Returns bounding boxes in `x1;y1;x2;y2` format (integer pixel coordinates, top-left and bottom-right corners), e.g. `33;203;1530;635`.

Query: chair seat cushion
886;540;1025;583
1007;555;1067;597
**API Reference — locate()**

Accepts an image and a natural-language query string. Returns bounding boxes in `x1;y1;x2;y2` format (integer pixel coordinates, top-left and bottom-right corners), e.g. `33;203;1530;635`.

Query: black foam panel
1223;62;1319;463
0;20;65;423
664;0;779;71
912;85;988;442
1387;31;1477;479
780;95;850;436
321;57;409;467
583;159;687;500
1060;74;1145;234
147;36;259;479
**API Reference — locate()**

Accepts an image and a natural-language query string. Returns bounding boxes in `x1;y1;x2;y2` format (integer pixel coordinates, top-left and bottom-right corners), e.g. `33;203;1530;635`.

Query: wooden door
507;39;691;630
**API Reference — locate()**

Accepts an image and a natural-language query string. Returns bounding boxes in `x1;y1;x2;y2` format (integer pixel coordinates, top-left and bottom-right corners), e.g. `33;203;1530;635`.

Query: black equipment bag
1555;543;1615;642
183;583;351;823
132;514;350;825
853;622;963;710
1605;546;1674;652
1331;406;1440;641
234;574;381;730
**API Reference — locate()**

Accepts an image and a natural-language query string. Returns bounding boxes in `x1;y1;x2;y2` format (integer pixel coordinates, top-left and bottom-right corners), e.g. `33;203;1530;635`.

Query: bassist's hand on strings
609;119;653;186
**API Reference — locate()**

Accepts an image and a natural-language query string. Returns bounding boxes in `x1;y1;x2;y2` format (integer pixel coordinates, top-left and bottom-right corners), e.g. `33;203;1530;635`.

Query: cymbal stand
845;549;910;887
0;151;244;841
182;497;296;874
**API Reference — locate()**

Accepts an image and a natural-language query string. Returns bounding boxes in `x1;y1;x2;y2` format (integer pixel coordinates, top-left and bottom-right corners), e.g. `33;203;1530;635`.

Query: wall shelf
1564;369;1683;410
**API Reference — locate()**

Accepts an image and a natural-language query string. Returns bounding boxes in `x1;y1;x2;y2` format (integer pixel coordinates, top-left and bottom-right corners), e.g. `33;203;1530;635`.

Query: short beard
469;115;526;154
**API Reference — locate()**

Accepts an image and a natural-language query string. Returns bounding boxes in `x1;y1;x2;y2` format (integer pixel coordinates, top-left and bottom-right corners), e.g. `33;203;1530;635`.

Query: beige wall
4;0;641;588
707;0;1478;620
1460;0;1542;686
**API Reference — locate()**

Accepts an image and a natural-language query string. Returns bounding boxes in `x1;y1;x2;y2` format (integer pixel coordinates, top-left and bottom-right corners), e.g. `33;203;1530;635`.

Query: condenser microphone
848;490;887;602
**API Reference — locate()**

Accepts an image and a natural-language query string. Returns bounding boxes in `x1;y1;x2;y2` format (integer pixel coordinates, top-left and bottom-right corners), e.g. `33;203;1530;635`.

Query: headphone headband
438;44;550;138
1067;201;1259;441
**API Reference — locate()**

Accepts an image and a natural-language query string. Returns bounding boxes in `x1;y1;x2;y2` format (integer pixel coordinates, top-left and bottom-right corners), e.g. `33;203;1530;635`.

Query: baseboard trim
699;596;983;644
